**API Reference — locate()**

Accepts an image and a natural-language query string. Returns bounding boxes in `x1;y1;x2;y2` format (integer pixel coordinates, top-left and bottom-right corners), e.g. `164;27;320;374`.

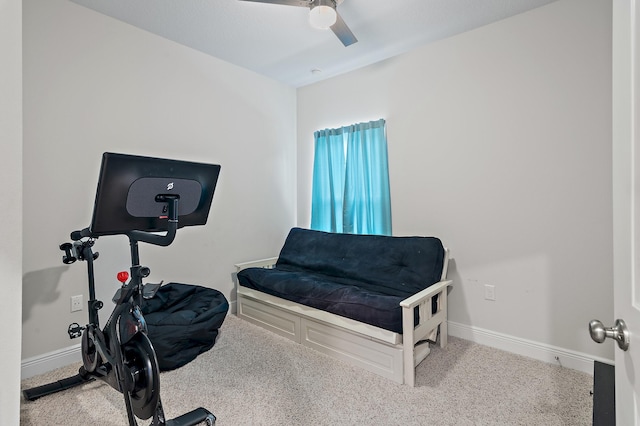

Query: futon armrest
234;257;278;272
400;279;452;386
399;280;452;309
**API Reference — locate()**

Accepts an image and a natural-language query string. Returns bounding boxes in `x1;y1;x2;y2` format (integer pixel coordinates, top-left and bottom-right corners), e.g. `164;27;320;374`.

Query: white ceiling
69;0;559;87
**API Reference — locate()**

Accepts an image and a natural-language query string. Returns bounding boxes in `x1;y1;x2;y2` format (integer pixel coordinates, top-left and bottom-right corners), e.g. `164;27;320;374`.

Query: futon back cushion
276;228;445;298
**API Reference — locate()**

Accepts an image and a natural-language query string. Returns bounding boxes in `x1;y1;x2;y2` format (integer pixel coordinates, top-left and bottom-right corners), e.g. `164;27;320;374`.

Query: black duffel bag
140;282;229;371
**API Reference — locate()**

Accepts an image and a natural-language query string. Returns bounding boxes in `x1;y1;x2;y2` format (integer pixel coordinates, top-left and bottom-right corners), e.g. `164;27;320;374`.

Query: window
310;119;391;235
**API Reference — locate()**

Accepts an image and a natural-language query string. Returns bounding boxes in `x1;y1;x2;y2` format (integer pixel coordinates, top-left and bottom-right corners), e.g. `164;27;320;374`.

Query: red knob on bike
117;271;129;284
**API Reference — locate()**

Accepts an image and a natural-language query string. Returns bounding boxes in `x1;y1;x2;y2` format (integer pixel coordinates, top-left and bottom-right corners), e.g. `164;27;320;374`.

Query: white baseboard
21;343;82;380
448;321;614;375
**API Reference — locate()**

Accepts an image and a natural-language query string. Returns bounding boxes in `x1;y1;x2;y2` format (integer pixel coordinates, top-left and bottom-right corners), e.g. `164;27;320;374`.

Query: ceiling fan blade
238;0;311;7
331;12;357;47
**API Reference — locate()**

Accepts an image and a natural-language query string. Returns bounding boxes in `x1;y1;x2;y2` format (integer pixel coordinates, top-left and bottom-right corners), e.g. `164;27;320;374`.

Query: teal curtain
310;119;391;235
310;127;346;232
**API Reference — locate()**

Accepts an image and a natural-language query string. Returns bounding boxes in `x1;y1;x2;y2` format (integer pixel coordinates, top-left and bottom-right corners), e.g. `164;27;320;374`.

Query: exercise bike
23;153;220;426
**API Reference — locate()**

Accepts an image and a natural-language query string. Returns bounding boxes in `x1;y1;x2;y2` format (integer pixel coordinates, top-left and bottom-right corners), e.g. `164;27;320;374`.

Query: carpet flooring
20;315;593;425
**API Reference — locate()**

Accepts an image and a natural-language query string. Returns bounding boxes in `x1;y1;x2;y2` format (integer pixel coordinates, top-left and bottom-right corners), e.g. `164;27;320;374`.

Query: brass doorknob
589;319;630;351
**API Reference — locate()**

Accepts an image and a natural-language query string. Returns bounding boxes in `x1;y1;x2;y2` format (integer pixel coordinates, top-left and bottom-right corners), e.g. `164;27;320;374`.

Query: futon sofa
235;227;452;386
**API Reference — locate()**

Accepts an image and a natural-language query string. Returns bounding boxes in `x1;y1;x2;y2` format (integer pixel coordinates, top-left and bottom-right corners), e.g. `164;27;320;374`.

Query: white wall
0;0;23;422
297;0;613;362
22;0;296;360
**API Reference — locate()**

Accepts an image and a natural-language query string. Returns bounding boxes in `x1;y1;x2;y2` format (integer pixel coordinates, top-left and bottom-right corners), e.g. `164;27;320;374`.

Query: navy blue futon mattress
237;228;445;334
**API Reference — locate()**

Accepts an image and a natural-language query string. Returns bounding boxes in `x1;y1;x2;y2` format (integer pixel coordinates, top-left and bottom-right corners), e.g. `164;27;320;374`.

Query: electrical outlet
71;295;83;312
484;284;496;301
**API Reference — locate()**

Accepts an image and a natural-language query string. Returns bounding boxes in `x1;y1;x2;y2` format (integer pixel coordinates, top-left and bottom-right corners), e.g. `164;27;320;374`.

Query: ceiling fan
239;0;358;47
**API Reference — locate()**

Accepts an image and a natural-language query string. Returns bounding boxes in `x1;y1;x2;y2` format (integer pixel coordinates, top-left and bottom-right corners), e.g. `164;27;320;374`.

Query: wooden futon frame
234;232;451;386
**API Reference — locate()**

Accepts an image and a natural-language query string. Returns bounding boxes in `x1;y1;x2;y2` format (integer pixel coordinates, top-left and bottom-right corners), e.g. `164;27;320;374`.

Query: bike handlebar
71;228;92;241
69;196;180;246
126;196;179;247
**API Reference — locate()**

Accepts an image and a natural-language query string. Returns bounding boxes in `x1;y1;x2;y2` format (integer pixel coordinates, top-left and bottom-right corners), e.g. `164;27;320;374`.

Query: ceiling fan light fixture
309;2;337;30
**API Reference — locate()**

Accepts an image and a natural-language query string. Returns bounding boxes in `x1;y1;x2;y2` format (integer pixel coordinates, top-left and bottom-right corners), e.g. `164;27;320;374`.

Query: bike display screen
89;152;221;236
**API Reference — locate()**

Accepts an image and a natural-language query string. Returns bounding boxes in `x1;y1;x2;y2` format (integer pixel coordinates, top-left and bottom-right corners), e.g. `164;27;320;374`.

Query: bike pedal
67;322;85;339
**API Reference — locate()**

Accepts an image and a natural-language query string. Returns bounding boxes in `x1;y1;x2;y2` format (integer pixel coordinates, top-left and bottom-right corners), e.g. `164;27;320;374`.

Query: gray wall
1;0;23;422
297;0;614;362
22;0;297;359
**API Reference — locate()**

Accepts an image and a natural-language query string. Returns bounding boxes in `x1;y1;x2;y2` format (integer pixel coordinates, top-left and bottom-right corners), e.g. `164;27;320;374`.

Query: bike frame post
81;242;100;328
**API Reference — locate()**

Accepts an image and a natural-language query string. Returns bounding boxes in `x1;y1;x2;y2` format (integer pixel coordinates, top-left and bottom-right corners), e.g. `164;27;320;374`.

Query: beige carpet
21;315;593;425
